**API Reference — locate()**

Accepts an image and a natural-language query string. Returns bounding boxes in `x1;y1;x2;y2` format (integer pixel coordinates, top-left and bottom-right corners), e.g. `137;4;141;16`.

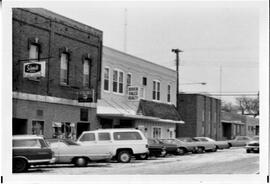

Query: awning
221;120;245;125
97;99;184;124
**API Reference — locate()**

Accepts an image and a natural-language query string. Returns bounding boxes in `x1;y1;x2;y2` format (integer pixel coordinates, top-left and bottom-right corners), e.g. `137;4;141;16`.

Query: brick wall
13;8;102;101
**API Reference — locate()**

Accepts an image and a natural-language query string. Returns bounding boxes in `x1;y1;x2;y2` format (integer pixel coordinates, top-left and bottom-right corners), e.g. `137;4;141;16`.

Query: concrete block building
97;46;183;139
12;8;103;139
177;93;222;140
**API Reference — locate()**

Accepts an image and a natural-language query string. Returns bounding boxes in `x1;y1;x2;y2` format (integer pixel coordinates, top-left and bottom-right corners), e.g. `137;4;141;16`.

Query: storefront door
13;118;27;135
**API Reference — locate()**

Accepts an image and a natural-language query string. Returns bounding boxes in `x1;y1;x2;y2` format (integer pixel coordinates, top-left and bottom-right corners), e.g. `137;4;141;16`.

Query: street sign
128;86;140;101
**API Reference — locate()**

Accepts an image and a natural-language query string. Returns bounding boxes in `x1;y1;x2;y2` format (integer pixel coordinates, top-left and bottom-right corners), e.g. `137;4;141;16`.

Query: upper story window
126;73;132;94
167;84;171;103
104;67;110;91
83;59;91;88
113;69;124;94
142;77;147;86
29;44;39;60
60;53;69;85
152;80;160;101
202;109;205;121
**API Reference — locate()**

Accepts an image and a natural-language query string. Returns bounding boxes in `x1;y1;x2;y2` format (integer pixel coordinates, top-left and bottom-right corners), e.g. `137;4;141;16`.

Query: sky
44;1;261;104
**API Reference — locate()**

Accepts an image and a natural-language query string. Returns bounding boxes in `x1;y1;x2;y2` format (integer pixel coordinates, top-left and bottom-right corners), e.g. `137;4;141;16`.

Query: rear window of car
113;132;142;140
98;133;111;141
13;139;42;148
79;133;95;142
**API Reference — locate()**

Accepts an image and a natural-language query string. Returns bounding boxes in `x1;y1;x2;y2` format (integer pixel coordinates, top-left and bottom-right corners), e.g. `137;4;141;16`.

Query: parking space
20;147;259;174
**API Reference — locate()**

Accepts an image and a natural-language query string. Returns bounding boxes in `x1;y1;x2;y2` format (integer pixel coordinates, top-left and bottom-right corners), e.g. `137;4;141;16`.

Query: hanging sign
23;61;46;78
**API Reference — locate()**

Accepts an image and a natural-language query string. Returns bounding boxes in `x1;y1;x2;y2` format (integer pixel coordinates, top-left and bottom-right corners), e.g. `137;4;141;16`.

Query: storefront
12;92;99;140
97;98;184;139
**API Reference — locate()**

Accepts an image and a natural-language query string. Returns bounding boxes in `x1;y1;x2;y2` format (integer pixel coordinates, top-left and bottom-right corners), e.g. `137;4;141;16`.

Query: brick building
177;93;222;140
221;111;246;139
97;46;183;139
12;8;103;139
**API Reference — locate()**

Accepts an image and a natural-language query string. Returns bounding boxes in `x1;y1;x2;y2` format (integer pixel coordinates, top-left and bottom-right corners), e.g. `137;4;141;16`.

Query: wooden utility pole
171;49;183;109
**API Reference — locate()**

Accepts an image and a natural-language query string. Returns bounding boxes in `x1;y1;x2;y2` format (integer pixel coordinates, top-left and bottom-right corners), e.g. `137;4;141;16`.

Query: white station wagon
77;128;149;163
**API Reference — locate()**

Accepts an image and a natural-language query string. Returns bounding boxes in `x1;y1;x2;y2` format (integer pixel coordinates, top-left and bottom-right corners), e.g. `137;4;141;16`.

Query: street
22;147;259;175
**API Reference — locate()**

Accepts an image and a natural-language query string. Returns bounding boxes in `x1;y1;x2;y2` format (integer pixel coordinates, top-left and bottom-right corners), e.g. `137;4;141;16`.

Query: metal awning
97;99;184;124
221;120;245;125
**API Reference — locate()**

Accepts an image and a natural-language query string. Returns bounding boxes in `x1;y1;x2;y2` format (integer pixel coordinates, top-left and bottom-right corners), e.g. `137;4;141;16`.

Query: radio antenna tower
124;8;127;52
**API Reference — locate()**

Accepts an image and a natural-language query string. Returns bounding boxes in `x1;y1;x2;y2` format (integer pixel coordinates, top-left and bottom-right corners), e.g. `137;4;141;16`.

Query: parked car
246;136;259;153
46;139;113;166
156;139;179;155
228;136;252;147
178;137;217;153
13;135;55;173
160;139;198;155
147;138;166;157
194;137;230;149
77;128;149;163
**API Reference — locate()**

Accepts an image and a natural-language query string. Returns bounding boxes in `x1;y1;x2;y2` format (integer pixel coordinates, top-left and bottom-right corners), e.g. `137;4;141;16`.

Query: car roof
13;135;44;140
82;128;139;133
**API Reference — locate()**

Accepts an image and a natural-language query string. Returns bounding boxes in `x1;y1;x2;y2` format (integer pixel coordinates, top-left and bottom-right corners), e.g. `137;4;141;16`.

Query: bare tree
235;96;259;117
221;101;238;113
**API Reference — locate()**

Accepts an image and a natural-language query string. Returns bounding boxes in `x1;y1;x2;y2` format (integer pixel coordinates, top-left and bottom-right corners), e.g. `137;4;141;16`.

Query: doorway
100;118;113;129
13;118;28;135
222;123;232;140
76;122;90;138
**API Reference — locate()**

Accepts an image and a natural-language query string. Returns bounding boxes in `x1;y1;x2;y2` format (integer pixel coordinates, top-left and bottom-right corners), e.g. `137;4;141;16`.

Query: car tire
212;147;217;152
136;153;149;160
176;147;185;155
74;157;88;167
246;149;251;153
197;147;204;153
13;158;28;173
117;151;131;163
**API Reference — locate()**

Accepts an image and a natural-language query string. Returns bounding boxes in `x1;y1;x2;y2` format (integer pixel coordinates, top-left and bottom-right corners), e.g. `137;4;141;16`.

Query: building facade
245;116;259;137
12;8;103;139
97;46;183;139
220;111;246;140
177;93;222;140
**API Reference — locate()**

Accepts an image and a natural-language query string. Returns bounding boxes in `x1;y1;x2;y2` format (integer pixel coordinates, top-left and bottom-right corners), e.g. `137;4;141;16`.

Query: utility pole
171;48;183;109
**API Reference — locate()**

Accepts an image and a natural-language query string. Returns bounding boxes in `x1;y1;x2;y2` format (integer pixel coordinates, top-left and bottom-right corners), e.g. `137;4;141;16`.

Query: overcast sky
44;1;261;103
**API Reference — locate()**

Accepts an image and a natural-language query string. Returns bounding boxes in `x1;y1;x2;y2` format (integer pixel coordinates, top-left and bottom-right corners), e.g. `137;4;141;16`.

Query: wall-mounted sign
128;86;140;101
23;61;46;78
78;90;94;102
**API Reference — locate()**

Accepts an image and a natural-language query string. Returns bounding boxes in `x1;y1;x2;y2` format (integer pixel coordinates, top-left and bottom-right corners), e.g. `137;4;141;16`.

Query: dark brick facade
176;93;222;140
13;8;102;100
12;8;103;138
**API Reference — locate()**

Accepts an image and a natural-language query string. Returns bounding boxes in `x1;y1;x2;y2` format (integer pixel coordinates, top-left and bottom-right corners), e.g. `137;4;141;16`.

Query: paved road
24;147;259;174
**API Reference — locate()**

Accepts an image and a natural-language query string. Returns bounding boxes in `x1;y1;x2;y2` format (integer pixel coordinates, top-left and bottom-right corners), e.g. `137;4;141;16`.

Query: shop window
32;121;44;135
104;67;110;91
83;59;91;88
52;122;75;140
152;127;161;139
60;53;69;85
80;108;88;121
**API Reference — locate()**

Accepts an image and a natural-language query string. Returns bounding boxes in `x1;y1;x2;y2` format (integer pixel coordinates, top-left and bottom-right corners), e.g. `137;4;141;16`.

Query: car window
13;139;41;148
39;139;49;148
148;139;154;144
79;133;95;142
113;132;142;140
252;136;259;141
98;133;111;141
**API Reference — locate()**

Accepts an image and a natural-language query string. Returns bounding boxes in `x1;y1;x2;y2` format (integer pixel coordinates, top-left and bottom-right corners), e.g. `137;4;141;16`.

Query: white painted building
97;46;184;139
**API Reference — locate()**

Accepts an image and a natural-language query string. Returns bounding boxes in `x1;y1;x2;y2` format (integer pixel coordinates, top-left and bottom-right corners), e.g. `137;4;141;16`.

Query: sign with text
128;86;140;101
78;90;94;102
23;61;46;78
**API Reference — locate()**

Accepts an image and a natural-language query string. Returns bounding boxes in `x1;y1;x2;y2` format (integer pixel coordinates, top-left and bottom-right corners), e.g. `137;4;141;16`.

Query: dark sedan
160;139;198;155
156;139;179;155
147;138;167;157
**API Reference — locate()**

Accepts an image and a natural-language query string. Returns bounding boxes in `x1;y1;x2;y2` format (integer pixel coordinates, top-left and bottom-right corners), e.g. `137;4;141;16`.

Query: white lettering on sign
23;61;46;78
